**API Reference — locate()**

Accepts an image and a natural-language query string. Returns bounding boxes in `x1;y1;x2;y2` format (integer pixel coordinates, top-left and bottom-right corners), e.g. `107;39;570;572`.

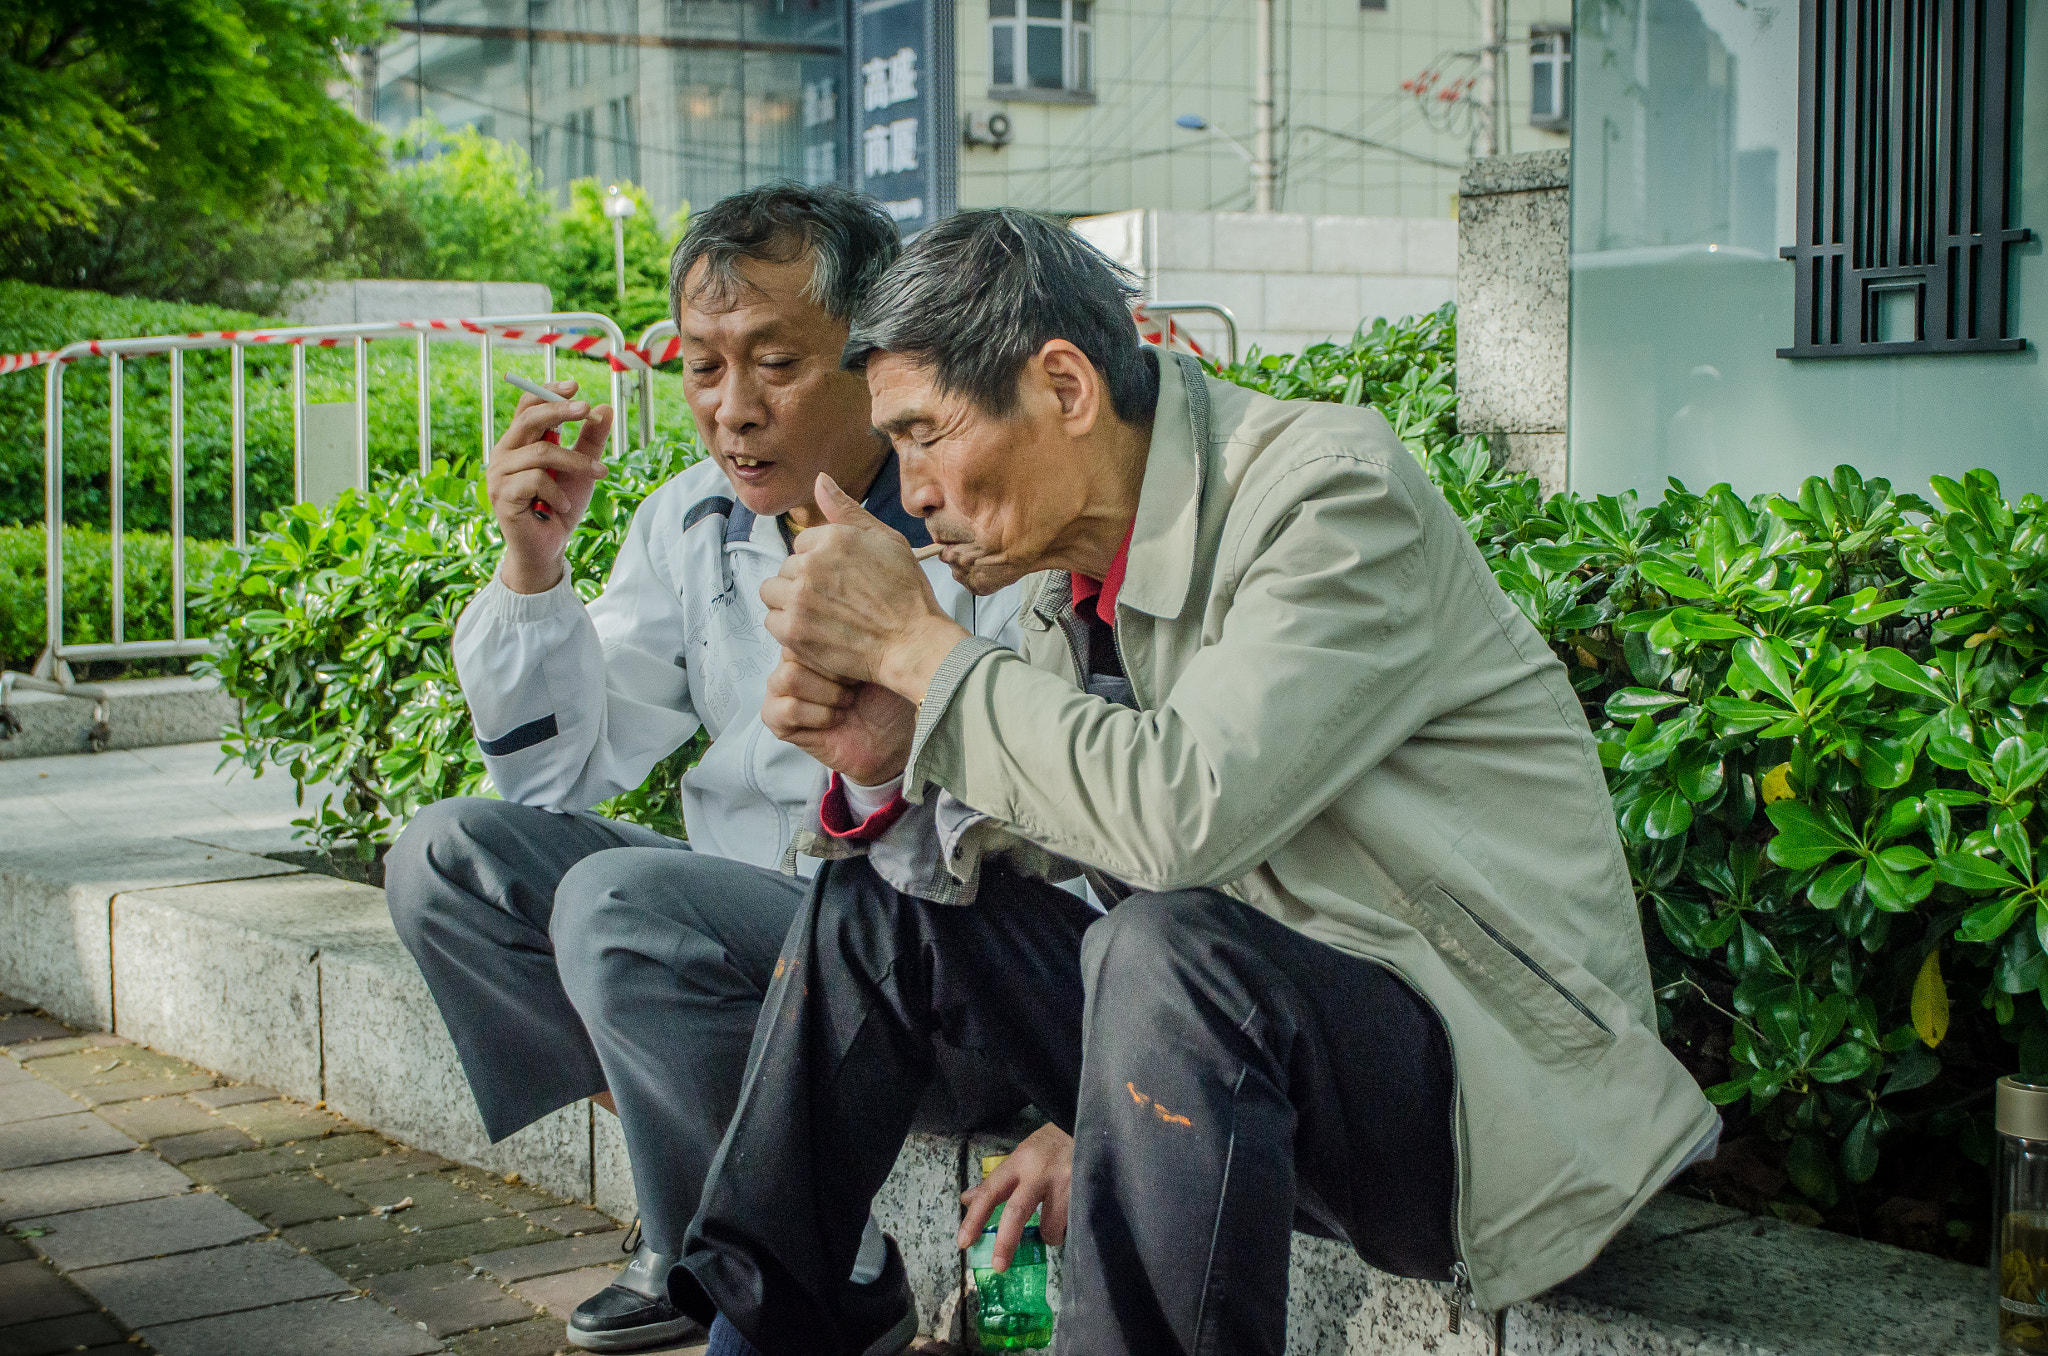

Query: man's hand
760;475;968;700
762;652;915;785
957;1123;1072;1270
486;381;614;594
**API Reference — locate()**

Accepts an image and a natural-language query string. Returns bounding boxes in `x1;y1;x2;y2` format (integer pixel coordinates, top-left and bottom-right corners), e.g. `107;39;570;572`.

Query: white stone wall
1073;209;1456;363
281;280;554;327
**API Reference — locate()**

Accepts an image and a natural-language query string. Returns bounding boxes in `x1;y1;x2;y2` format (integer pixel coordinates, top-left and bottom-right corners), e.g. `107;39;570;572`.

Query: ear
1032;340;1102;438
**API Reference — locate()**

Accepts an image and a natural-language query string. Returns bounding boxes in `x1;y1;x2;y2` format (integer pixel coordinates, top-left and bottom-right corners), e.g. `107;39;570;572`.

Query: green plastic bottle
966;1154;1055;1350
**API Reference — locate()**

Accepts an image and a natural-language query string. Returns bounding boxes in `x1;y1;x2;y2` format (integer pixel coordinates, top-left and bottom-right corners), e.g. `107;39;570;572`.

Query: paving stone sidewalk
0;992;704;1356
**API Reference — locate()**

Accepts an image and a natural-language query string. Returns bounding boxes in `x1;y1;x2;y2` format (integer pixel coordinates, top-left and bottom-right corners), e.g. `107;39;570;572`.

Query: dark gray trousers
677;857;1458;1356
384;796;804;1256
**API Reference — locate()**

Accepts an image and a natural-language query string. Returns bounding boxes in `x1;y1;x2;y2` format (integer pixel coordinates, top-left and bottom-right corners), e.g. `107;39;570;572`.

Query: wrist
878;615;970;703
499;552;566;596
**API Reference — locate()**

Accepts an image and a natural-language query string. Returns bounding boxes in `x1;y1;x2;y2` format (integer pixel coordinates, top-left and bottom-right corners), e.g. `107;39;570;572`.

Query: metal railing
1145;302;1240;366
14;311;631;693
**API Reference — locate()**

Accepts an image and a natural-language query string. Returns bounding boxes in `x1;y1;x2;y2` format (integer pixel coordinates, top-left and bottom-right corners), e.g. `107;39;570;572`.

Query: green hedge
1;526;227;673
0;280;695;539
197;304;2022;1258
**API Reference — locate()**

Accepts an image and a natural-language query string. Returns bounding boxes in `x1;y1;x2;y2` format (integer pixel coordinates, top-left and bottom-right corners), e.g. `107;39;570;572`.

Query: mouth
725;454;775;482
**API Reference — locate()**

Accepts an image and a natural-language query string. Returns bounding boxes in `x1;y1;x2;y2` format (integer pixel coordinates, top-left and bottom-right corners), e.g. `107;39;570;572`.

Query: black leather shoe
567;1241;705;1352
846;1235;919;1356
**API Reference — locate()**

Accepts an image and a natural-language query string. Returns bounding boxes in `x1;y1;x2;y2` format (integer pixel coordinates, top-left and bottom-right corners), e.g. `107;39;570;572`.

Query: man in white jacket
384;184;1020;1354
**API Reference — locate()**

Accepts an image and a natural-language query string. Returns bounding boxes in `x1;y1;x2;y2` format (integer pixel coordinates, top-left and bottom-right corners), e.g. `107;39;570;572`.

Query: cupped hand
486;380;614;594
762;651;916;785
957;1122;1072;1270
759;475;967;699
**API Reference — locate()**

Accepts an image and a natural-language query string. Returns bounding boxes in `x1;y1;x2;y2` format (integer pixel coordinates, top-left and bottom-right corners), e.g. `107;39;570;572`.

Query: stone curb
0;676;240;762
0;853;1999;1351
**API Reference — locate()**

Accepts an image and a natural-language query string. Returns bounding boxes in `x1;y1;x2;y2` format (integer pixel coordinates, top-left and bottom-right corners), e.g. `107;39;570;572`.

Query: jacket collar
1116;350;1210;621
724;451;929;552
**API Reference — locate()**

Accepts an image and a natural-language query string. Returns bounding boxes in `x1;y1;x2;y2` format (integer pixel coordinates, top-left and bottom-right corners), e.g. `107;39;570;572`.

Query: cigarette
504;372;570;404
913;544;944;561
502;373;575;521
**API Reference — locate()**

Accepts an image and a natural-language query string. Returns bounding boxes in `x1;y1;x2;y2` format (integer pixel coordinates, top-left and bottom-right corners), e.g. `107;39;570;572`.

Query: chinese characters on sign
854;0;945;232
802;76;840;183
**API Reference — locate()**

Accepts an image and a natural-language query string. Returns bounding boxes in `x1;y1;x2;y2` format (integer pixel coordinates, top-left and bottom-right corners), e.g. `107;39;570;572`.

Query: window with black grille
1779;0;2030;358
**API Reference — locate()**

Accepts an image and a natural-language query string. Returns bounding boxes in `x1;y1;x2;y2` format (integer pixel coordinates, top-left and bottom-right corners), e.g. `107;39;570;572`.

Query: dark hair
842;209;1154;423
669;182;901;323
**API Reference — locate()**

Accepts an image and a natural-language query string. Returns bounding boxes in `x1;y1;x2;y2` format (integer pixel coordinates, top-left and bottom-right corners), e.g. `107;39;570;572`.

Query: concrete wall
1454;150;1570;496
282;281;553;328
1074;208;1457;361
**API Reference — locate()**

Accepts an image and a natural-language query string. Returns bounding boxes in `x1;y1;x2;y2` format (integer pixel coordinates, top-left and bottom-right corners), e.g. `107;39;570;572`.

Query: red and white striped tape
5;308;1204;377
0;318;663;378
1132;305;1209;361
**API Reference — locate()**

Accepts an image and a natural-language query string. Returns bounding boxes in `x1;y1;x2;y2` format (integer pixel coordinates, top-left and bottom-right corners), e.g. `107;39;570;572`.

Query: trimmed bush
197;438;706;848
1;526;227;673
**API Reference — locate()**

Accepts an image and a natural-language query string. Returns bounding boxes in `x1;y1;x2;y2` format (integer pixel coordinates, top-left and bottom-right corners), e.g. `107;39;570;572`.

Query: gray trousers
385;797;1023;1262
384;796;806;1256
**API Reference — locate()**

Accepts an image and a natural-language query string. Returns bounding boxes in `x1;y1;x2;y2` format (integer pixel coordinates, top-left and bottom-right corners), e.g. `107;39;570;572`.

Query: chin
725;472;805;519
954;557;1025;596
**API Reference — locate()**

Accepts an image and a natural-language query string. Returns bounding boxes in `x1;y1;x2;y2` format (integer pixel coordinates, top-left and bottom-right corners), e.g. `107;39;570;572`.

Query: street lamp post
603;185;637;301
1174;114;1271;212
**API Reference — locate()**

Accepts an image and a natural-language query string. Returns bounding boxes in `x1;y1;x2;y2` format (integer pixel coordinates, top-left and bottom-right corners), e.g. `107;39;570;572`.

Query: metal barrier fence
8;311;633;698
2;300;1238;726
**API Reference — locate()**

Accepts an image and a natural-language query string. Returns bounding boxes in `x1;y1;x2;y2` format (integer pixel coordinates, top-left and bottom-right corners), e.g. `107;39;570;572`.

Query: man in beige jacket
672;210;1718;1356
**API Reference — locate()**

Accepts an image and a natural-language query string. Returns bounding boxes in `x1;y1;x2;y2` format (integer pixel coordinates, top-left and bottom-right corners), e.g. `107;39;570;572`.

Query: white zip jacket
453;453;1022;872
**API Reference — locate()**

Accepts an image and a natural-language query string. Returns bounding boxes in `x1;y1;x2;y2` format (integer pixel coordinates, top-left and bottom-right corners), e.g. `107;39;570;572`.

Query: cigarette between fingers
913;544;944;561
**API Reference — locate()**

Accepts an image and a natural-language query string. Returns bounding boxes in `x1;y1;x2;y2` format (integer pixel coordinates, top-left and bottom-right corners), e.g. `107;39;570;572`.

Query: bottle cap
1997;1076;2048;1140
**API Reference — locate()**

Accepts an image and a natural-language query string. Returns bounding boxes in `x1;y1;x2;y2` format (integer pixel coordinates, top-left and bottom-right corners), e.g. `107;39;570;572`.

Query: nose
712;365;768;437
897;450;944;518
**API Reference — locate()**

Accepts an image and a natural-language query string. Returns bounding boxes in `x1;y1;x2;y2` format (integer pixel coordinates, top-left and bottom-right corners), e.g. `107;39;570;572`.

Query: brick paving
0;992;707;1356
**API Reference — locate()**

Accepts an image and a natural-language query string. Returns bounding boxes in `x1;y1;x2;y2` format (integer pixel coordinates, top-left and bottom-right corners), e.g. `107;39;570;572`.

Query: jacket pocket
1424;883;1615;1065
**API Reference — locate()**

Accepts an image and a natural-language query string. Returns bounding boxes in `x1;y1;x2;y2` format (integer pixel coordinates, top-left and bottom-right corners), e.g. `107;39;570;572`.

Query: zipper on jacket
1448;894;1612;1035
1446;1260;1470;1334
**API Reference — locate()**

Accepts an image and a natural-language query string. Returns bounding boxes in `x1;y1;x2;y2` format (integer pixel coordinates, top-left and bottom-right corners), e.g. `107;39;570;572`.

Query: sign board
852;0;955;234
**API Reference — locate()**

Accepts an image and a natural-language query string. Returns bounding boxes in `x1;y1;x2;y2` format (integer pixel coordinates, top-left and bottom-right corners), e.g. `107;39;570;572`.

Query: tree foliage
0;0;395;307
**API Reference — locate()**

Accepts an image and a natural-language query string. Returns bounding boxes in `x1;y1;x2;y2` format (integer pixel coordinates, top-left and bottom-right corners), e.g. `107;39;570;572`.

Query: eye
688;362;719;377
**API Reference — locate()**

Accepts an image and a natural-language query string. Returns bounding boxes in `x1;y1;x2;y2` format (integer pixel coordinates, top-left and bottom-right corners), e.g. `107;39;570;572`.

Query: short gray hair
842;209;1154;424
670;182;901;323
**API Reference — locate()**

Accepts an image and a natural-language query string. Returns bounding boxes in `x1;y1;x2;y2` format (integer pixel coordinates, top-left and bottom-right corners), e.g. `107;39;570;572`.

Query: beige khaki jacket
889;352;1716;1310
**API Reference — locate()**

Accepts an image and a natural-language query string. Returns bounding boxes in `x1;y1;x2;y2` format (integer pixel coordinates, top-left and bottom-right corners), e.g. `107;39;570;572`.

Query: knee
1080;890;1236;1006
385;797;515;937
552;848;680;987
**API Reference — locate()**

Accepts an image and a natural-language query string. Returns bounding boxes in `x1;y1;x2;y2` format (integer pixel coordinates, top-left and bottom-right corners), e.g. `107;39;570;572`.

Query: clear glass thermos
1997;1076;2048;1352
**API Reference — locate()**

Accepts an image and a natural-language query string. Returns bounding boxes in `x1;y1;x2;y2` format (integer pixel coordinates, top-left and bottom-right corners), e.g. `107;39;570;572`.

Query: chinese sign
852;0;952;234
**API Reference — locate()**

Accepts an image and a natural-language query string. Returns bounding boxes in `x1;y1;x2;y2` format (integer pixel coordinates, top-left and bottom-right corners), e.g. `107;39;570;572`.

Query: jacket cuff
902;635;1005;803
478;567;580;623
820;773;912;840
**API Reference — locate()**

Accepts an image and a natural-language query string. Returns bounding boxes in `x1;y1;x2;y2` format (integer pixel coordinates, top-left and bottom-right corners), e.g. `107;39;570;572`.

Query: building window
990;0;1091;97
1359;0;1387;11
1780;0;2029;357
1528;27;1570;130
607;96;638;183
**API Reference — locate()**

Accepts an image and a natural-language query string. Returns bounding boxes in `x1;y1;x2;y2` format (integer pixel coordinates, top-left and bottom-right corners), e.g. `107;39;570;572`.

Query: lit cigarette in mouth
913;544;944;561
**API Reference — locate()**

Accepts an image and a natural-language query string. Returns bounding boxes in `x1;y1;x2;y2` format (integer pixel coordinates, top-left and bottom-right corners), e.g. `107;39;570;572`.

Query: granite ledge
1460;149;1571;198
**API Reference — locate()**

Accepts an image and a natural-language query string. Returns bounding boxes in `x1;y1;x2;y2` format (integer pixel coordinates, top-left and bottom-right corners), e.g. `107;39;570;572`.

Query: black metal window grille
1779;0;2030;358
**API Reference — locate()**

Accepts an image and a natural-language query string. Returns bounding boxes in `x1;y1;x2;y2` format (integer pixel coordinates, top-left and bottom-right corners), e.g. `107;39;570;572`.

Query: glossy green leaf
1764;801;1860;868
1863;647;1951;702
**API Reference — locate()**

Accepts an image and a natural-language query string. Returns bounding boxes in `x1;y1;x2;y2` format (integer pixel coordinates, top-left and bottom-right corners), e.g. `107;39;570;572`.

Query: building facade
1565;0;2044;497
368;0;1573;229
